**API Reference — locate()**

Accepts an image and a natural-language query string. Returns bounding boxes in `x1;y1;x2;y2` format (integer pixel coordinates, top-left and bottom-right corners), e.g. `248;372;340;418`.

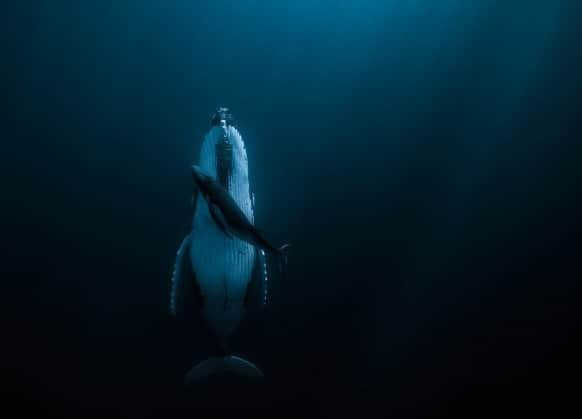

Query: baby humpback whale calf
191;164;291;262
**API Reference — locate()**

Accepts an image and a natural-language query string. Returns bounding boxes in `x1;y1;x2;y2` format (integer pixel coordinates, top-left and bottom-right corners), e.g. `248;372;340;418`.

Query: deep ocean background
2;1;581;418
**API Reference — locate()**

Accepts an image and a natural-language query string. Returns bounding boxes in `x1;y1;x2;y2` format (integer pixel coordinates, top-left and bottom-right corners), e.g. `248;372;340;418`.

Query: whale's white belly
189;125;256;338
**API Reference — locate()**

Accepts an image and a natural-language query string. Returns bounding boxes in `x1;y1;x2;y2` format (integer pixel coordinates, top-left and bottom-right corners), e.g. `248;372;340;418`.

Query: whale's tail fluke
184;355;264;387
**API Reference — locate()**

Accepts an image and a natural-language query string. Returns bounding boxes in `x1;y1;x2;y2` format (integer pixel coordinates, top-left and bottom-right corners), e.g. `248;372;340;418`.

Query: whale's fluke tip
184;355;264;387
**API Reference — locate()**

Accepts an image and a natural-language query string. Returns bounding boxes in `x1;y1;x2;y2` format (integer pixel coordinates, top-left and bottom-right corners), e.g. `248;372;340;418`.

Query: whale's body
170;115;268;383
190;123;260;338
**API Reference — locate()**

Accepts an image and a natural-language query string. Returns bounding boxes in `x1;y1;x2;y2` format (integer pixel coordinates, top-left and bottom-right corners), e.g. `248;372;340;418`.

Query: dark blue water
2;1;581;418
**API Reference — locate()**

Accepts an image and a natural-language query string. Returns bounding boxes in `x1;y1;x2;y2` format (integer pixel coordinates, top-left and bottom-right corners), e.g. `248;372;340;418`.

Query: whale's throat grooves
216;132;233;190
191;124;259;338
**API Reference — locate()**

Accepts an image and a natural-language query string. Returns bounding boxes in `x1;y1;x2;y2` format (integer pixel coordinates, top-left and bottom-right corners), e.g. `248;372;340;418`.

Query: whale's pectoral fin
208;201;233;239
244;248;268;311
278;244;291;267
170;234;192;316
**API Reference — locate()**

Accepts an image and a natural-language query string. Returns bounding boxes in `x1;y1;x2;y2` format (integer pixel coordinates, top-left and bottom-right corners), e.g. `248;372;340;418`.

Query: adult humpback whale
170;108;286;385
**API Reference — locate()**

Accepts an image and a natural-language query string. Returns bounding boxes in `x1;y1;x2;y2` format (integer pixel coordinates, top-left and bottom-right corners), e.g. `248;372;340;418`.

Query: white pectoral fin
170;234;192;316
244;247;268;311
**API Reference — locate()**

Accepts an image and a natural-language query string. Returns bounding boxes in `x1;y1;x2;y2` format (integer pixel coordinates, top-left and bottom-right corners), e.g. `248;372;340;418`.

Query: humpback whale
170;108;286;385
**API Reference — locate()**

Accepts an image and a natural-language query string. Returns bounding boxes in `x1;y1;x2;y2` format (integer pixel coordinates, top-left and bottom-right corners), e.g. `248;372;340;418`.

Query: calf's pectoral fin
208;201;233;239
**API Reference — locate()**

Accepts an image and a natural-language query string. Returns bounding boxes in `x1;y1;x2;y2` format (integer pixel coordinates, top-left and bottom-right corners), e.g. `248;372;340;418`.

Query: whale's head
210;107;234;128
